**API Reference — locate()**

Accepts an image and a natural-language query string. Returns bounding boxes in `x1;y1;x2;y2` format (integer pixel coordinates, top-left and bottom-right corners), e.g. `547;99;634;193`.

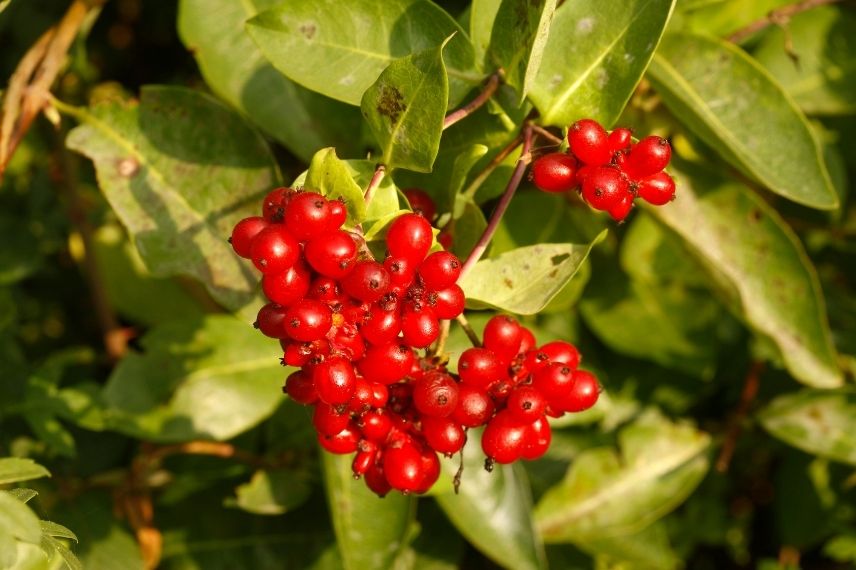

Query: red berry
519;327;537;353
637;172;676;206
360;410;393;442
255;303;287;338
418;251;461;291
313;403;351;436
262;187;293;222
304;231;357;278
352;444;377;476
608;192;634;222
531;153;578;193
539;340;581;369
328;199;347;228
261;262;311;306
523;349;552;373
360;306;401;345
384;256;417;289
313;358;357;405
532;362;575;403
284;299;332;342
386;214;433;263
357;342;414;385
451;384;495;427
568;119;611;166
483;316;523;362
284;370;317;405
284;191;334;240
250;226;300;274
412;372;459;418
401;309;440;348
370;382;389;408
332;327;365;361
421;416;465;455
506;386;547;423
414;446;441;494
430;285;465;319
318;426;359;454
341;260;390;303
557;370;600;412
365;462;392;497
581;166;628;211
348;377;374;413
607;128;632;153
624;136;671;180
403;188;437;221
521;416;551;460
308;277;339;301
458;348;504;389
384;443;424;492
230;216;269;258
481;411;527;464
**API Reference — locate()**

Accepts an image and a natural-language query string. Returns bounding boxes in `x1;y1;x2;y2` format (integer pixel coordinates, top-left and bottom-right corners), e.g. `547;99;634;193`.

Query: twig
363;164;385;208
459;125;533;279
716;361;764;473
530;124;564;146
443;72;501;130
727;0;843;44
455;314;481;347
460;133;524;201
430;319;452;358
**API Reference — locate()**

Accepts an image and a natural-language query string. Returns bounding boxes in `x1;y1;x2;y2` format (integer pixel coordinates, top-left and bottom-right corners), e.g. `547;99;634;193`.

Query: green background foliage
0;0;854;569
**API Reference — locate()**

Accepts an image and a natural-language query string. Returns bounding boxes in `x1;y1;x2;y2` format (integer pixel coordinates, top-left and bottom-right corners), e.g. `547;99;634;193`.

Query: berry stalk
443;72;501;130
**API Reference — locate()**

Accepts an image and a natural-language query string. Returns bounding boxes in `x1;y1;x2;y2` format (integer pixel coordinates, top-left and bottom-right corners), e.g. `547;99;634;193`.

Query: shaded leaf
647;32;838;210
647;164;841;388
231;469;311;516
435;430;547;570
530;0;675;127
535;411;710;542
0;491;41;543
177;0;362;162
488;0;558;101
42;534;83;570
0;458;49;485
759;388;856;466
66;86;277;319
305;148;367;224
7;489;37;504
362;43;449;173
39;522;77;542
247;0;480;106
579;523;681;570
320;452;416;570
675;0;795;37
460;232;606;315
470;0;502;68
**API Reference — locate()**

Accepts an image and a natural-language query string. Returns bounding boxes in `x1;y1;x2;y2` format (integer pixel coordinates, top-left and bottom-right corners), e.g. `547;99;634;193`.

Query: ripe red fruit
607;128;632;153
261;262;311;306
421;416;465;455
360;306;401;345
230;216;269;258
370;382;389;408
386;214;433;263
318;426;359;454
360;410;393;442
262;187;293;222
532;362;576;403
451;384;495;427
519;328;537;353
414;446;441;494
357;342;414;385
483;315;523;361
608;192;634;222
365;462;391;497
284;191;333;240
304;231;357;278
430;285;465;319
539;340;581;369
313;358;357;405
521;416;552;460
400;309;440;348
418;251;462;291
568;119;612;166
625;136;671;180
250;226;300;274
255;303;287;338
530;152;578;193
506;386;547;423
481;411;528;464
341;260;390;303
384;256;417;289
313;403;351;436
581;166;629;211
458;348;503;389
637;172;676;206
284;370;317;405
284;299;332;342
384;443;424;492
328;199;347;228
403;188;437;221
352;445;377;476
557;370;600;412
412;372;459;418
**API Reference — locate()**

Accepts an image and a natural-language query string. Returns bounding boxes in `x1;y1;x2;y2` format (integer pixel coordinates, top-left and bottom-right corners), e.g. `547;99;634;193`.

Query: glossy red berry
400;309;440;348
625;136;671;180
418;251;461;291
284;299;332;342
568;119;611;166
608;192;634;222
328;199;347;228
539;340;581;369
250;226;300;274
414;447;441;494
404;188;437;221
412;372;459;418
458;348;503;389
506;386;547;423
284;191;333;240
313;403;351;436
521;416;551;460
384;256;417;289
430;285;465;319
341;260;390;303
313;358;357;405
483;316;523;361
557;370;600;412
451;384;495;427
308;276;339;301
230;216;269;258
532;362;576;403
519;327;537;353
261;262;311;306
637;172;676;206
530;153;578;193
284;370;317;405
304;231;357;278
348;377;374;413
357;342;414;385
352;444;377;476
365;462;391;497
607;128;632;153
386;214;433;263
360;306;401;345
481;411;527;464
361;410;393;442
262;187;293;222
421;416;465;455
581;166;628;211
384;443;424;492
370;382;389;408
255;303;287;338
318;426;359;454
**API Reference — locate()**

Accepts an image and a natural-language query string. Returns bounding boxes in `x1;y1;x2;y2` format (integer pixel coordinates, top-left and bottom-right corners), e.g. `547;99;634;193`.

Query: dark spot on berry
561;366;571;374
259;258;268;267
437;395;448;405
368;279;379;290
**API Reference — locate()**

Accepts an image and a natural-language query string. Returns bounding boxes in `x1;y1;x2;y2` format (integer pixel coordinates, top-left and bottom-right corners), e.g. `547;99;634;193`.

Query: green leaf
530;0;675;127
65;86;277;319
535;411;710;542
93;315;284;442
759;388;856;466
0;458;49;485
470;0;502;68
449;199;487;261
647;32;838;210
39;522;77;543
305;148;367;224
459;232;606;315
675;0;794;37
824;534;856;564
361;43;449;173
647;165;842;388
42;534;83;570
8;489;37;504
578;523;681;570
177;0;362;162
0;491;41;543
488;0;558;101
246;0;480;107
435;430;547;570
320;452;416;570
752;5;856;116
231;469;311;516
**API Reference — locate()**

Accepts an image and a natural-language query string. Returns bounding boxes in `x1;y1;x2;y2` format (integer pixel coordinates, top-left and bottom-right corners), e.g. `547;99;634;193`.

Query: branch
455;314;481;347
443;72;502;130
461;133;524;202
716;361;764;473
727;0;844;44
363;164;386;208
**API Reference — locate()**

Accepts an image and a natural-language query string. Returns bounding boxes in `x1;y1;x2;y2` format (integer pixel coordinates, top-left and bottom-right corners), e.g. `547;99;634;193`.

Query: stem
455;314;481;347
363;164;386;208
430;319;452;357
530;124;564;146
443;72;501;130
460;133;524;202
727;0;843;44
459;125;533;279
716;361;764;473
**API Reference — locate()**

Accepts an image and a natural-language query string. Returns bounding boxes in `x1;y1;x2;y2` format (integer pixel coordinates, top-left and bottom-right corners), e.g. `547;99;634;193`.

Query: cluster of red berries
530;118;676;222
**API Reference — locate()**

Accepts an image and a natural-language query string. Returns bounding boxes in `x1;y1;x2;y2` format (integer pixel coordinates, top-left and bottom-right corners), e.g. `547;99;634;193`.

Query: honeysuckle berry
421;416;465;455
568;119;612;166
607;127;632;153
403;188;437;221
412;372;459;418
581;166;629;211
304;230;357;278
530;152;578;193
284;191;334;240
624;135;672;180
250;226;300;274
261;262;310;306
637;171;676;205
230;216;268;258
386;213;433;262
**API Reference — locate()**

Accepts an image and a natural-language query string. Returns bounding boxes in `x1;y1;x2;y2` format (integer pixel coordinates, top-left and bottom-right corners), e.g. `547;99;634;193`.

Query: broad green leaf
825;534;856;564
246;0;480;107
488;0;558;101
93;315;284;442
0;492;41;543
320;452;416;570
530;0;675;127
470;0;502;68
7;489;37;504
449;199;487;261
361;43;449;173
753;5;856;116
0;458;49;485
647;32;838;210
460;232;606;315
647;165;842;388
675;0;793;37
759;388;856;466
177;0;362;162
535;411;710;542
231;469;311;515
0;529;16;569
579;523;681;570
42;534;82;570
435;430;547;570
305;148;367;223
39;522;76;542
66;86;277;319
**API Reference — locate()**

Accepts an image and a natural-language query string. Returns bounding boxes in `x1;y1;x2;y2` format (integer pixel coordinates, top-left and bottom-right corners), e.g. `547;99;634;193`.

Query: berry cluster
530;118;676;222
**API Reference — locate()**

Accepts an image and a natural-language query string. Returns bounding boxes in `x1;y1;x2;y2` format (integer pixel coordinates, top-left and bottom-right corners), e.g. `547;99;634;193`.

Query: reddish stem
443;73;501;130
